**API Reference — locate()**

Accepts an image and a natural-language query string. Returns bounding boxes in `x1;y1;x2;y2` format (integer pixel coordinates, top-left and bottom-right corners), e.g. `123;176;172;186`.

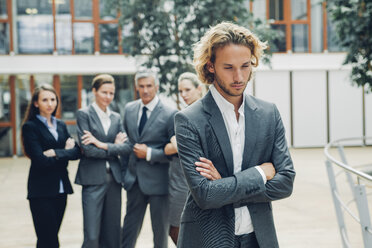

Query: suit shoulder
160;101;177;115
22;119;37;129
77;106;90;115
56;119;67;127
111;110;121;118
246;95;276;113
124;99;140;110
175;100;204;125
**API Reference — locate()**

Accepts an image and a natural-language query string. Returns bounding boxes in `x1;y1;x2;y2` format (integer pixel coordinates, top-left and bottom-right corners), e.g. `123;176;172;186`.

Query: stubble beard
214;71;251;97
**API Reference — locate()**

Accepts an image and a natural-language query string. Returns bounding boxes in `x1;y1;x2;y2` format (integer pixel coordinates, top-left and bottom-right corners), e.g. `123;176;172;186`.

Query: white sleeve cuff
255;166;267;184
146;147;152;161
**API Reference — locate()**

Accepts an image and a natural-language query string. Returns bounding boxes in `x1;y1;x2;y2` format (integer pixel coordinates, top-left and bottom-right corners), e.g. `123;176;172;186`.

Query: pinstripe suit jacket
174;91;295;248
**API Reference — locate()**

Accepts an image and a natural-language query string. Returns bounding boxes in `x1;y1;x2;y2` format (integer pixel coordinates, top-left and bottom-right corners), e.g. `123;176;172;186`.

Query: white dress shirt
137;95;159;161
210;85;266;235
37;114;65;193
92;102;112;169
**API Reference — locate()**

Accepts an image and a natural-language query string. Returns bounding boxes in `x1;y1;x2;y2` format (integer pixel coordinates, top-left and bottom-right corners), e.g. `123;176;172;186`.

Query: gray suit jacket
75;105;129;185
108;99;177;195
175;91;295;248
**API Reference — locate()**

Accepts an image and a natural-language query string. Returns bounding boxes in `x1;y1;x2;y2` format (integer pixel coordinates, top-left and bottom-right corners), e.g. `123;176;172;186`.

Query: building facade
0;0;369;157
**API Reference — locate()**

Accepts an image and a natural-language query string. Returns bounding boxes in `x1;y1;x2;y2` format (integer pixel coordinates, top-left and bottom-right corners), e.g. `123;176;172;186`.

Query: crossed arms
174;107;295;210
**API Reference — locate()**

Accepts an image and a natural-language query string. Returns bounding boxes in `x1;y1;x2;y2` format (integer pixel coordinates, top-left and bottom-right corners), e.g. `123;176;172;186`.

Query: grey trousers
81;171;121;248
121;182;169;248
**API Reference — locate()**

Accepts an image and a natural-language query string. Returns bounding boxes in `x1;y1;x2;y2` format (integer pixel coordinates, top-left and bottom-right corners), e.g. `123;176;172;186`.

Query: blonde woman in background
165;72;205;245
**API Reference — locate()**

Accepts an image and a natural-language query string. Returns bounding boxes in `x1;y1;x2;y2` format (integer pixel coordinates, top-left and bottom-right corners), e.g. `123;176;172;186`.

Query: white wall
329;70;363;145
255;71;291;145
365;88;372;145
292;71;327;147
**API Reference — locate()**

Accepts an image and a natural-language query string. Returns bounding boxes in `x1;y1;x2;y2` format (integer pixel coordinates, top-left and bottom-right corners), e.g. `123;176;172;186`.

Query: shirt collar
210;85;245;117
140;95;159;112
92;102;112;118
36;114;57;128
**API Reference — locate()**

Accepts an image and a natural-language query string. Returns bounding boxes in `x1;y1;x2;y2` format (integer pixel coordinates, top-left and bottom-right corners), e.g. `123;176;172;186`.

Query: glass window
291;0;307;20
15;75;31;128
100;23;118;54
60;75;78;120
15;75;31;155
56;0;72;54
292;24;308;52
0;23;9;54
17;0;53;54
100;0;117;20
270;24;286;52
73;23;94;54
0;127;12;156
111;75;135;118
81;75;95;108
253;0;266;21
74;0;92;20
0;0;7;19
311;0;323;52
327;15;345;52
122;23;132;54
34;75;53;86
0;75;10;122
269;0;284;21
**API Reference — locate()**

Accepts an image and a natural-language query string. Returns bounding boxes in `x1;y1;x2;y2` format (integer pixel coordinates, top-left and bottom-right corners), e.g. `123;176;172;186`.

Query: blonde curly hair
193;22;267;85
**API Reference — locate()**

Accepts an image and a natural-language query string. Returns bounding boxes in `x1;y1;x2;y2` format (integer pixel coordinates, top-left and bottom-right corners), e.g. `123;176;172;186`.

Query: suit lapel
89;105;106;136
139;100;162;139
34;118;57;142
129;100;141;141
242;95;259;170
203;92;234;176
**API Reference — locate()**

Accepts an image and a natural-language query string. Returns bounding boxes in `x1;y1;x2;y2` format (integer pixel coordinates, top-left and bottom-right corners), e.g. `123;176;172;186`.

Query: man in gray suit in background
174;22;296;248
118;69;177;248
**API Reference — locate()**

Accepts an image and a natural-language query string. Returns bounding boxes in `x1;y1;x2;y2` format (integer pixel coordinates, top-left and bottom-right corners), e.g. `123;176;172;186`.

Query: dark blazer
75;105;131;185
108;99;177;195
174;91;296;248
22;118;81;199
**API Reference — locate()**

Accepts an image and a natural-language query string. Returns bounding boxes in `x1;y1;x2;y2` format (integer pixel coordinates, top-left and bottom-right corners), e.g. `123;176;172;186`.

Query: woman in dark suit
75;74;128;248
165;72;204;245
21;84;80;248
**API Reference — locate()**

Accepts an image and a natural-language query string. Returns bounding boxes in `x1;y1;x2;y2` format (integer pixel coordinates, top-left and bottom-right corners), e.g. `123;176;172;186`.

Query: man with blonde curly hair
174;22;295;248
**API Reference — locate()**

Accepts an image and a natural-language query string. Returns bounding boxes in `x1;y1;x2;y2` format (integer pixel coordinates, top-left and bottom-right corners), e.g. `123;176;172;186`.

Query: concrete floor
0;147;371;248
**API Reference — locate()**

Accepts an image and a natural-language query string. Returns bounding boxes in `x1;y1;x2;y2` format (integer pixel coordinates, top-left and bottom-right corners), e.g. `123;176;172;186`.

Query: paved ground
0;147;371;248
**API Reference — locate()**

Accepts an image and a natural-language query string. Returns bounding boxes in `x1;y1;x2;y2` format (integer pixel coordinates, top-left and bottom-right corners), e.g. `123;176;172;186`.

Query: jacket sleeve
76;109;110;158
175;112;266;210
150;110;177;164
22;122;58;168
54;122;81;161
234;105;296;206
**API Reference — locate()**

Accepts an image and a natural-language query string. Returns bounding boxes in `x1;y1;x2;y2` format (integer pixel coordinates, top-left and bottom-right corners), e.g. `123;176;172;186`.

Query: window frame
0;0;13;54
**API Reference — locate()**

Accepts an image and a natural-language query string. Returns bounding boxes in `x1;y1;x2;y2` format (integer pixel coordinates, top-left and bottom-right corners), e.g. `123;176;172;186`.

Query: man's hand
195;157;222;181
115;132;127;144
259;162;276;181
133;143;147;159
65;137;75;149
43;149;56;157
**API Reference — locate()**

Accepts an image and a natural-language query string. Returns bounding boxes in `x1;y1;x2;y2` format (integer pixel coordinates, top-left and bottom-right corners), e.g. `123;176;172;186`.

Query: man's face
207;44;252;101
136;76;158;105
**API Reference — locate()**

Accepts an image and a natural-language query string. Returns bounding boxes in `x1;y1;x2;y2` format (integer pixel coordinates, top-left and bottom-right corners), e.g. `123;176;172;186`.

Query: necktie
138;106;148;135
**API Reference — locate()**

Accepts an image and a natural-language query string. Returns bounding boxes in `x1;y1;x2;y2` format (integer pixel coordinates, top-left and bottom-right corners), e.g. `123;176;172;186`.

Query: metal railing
324;137;372;248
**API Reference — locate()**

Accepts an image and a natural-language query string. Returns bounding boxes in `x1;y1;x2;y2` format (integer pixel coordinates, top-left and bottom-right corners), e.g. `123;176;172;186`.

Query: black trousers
234;232;260;248
29;194;67;248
